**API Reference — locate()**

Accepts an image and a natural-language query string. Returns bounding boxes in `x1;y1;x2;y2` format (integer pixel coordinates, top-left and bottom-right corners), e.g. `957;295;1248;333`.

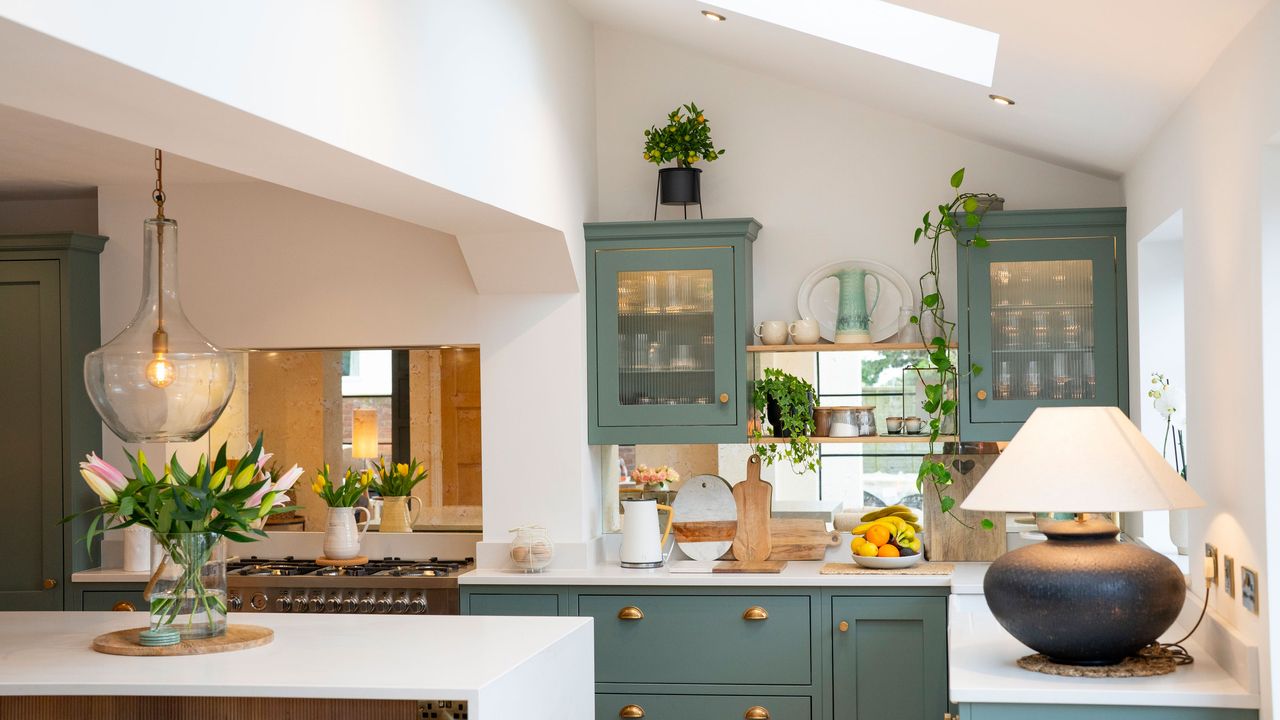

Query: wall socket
1204;543;1219;585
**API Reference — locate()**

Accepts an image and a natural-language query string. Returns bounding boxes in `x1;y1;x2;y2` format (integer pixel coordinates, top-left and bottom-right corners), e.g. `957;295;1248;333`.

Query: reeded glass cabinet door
595;247;737;428
967;237;1120;424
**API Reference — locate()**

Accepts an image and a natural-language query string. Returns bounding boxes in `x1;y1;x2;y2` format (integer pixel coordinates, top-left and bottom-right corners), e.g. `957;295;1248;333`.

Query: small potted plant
751;368;820;474
643;102;726;207
312;464;373;560
371;458;428;533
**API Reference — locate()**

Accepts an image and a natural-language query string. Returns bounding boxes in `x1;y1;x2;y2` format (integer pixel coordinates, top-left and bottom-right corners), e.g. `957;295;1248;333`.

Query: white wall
1123;2;1280;713
0;194;96;234
594;28;1124;322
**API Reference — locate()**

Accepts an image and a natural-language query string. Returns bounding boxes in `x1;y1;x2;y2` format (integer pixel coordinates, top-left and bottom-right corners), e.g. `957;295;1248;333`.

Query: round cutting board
92;624;274;656
671;474;737;561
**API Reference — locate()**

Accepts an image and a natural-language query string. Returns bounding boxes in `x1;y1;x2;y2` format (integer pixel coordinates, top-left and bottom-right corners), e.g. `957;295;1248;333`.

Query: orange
877;544;901;558
864;524;892;547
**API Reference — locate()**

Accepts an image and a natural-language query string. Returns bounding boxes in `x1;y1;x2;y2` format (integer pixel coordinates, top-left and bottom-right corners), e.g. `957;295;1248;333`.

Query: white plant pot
322;506;371;560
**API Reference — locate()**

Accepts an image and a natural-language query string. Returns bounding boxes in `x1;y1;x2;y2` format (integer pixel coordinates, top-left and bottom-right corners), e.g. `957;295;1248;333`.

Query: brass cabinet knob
617;606;644;621
745;706;770;720
719;392;730;404
976;389;988;400
838;620;849;632
42;578;57;590
619;704;645;718
111;601;136;612
742;606;768;621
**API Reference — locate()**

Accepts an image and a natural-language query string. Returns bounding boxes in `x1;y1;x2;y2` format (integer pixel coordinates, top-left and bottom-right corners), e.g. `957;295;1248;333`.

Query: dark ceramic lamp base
984;516;1187;666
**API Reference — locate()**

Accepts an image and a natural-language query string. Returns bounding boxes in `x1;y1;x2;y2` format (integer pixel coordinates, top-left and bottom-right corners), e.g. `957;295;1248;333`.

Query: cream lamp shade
351;408;379;459
961;406;1204;513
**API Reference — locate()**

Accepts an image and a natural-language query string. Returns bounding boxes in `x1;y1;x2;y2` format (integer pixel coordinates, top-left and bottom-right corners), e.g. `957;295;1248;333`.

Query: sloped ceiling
572;0;1269;177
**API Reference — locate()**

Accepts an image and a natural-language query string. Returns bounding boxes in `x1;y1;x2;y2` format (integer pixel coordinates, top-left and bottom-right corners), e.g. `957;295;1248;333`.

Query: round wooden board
316;555;368;567
92;624;274;657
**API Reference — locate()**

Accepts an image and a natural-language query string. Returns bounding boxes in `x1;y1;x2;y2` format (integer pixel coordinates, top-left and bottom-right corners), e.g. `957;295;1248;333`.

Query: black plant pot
766;395;814;438
659;167;702;206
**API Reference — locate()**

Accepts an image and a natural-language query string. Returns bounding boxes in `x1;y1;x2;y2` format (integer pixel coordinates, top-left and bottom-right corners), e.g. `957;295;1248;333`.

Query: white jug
619;498;674;568
322;506;371;560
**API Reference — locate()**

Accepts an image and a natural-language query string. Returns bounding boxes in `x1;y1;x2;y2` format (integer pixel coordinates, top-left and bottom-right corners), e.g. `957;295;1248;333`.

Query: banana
860;505;912;522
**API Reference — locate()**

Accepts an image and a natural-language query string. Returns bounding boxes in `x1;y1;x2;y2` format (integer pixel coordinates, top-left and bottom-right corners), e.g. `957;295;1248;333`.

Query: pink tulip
81;453;127;491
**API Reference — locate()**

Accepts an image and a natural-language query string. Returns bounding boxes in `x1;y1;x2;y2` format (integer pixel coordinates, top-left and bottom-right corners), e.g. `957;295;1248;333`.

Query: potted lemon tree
643;102;726;211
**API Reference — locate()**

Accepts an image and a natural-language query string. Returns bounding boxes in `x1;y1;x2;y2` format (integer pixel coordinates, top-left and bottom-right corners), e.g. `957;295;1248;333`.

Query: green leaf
950;168;965;188
963;196;978;213
965;212;979;227
974;236;989;248
922;293;939;308
909;315;919;324
940;495;956;513
913;227;923;244
971;363;984;375
981;518;995;530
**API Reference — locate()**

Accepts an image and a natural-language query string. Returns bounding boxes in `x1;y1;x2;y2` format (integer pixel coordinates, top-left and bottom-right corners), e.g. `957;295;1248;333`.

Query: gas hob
226;556;473;615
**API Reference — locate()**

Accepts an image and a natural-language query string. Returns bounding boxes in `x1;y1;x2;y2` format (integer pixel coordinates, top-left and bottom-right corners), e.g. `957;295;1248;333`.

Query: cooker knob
250;593;268;611
343;595;359;613
375;596;392;613
391;595;409;614
227;594;243;611
276;594;292;612
309;594;325;613
358;595;375;614
292;594;309;613
409;596;428;614
326;595;342;613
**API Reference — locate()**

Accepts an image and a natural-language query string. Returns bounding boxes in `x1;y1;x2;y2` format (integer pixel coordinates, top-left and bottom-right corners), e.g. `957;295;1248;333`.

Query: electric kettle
619;497;674;568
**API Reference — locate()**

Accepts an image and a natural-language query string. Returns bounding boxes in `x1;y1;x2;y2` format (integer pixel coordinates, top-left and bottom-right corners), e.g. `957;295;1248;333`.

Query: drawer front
596;693;811;720
580;594;811;685
467;592;561;617
80;590;146;612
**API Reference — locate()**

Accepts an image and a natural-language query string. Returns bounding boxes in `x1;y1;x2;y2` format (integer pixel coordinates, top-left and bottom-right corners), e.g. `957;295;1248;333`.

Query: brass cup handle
838;620;849;632
742;606;768;621
42;578;57;590
619;704;645;718
745;706;770;720
112;601;136;612
617;606;644;621
719;392;730;404
976;389;988;400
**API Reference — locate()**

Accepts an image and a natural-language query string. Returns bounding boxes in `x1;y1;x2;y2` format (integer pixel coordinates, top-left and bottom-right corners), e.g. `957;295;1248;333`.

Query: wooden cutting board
92;625;274;656
923;453;1006;562
731;454;772;562
671;474;738;561
767;519;841;560
713;560;788;574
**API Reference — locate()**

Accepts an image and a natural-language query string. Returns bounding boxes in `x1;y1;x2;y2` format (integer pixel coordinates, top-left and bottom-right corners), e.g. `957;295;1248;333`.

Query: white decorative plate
796;260;914;343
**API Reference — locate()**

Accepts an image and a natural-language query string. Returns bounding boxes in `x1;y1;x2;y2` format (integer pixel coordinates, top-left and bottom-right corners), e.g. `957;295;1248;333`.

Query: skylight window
705;0;999;86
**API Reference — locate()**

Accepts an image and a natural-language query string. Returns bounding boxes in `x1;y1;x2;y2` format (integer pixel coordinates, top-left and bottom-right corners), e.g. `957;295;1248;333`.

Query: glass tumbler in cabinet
958;209;1127;441
586;219;760;445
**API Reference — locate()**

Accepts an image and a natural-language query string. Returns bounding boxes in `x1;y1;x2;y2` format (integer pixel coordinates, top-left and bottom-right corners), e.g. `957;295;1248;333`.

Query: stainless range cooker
226;556;473;615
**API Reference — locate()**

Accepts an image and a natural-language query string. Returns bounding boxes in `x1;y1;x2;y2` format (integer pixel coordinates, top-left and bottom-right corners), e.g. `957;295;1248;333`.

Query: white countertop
461;560;990;587
71;567;153;583
948;594;1259;709
0;612;594;718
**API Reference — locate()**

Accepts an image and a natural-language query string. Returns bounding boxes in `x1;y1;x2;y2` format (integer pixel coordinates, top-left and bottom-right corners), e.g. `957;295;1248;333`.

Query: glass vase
149;532;227;639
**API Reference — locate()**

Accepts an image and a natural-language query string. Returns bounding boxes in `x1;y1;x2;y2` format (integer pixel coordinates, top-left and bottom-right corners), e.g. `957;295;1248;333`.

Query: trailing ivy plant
910;168;995;530
750;368;820;474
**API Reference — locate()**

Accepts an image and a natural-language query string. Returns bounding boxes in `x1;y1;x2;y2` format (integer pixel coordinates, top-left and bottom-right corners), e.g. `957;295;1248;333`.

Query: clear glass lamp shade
84;218;237;443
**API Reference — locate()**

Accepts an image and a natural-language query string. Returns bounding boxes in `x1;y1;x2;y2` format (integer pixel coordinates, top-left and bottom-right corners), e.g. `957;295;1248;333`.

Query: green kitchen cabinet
959;703;1257;720
465;590;566;617
76;587;147;612
596;693;812;720
0;234;105;611
957;208;1127;441
586;219;759;445
829;596;948;720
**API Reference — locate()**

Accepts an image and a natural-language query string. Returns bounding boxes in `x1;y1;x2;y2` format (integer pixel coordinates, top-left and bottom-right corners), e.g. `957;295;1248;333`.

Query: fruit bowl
852;553;924;569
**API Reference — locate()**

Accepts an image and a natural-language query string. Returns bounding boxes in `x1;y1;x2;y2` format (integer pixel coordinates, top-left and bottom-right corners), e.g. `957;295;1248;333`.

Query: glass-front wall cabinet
959;209;1127;440
587;219;759;445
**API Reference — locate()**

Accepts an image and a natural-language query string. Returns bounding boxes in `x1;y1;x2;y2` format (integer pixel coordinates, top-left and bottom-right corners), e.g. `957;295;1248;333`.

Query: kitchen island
0;612;593;719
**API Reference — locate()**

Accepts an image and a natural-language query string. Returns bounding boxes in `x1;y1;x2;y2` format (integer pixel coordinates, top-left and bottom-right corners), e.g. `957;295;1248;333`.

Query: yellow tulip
396;463;409;476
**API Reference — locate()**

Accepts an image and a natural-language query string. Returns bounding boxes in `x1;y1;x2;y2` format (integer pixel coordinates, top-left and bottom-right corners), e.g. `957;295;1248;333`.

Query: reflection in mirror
206;347;481;533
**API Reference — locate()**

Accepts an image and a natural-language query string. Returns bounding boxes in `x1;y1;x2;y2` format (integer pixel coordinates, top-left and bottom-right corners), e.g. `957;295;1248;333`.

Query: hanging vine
911;168;995;529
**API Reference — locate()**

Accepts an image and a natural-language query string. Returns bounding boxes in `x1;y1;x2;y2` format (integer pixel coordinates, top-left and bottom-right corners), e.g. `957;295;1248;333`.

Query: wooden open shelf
751;435;959;445
747;342;957;353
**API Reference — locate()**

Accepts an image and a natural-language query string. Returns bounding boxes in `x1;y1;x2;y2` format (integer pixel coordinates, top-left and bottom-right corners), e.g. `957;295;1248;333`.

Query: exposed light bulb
146;355;176;388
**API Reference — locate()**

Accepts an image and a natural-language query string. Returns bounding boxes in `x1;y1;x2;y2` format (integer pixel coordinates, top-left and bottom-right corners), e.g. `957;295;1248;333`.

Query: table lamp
961;406;1204;666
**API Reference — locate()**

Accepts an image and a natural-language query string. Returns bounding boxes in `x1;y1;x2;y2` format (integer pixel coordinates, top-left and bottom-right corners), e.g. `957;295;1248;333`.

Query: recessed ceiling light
704;0;998;85
989;94;1015;106
702;10;726;21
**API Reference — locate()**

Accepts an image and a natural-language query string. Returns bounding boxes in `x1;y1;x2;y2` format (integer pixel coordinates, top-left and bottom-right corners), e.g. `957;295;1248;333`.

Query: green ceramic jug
830;268;881;343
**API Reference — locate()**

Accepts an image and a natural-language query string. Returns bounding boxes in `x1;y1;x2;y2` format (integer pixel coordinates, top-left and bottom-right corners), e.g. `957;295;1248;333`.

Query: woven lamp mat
820;562;954;576
1017;649;1180;678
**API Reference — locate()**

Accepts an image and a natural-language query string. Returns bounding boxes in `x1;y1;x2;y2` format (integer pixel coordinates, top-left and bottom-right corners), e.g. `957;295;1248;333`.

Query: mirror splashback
205;347;481;533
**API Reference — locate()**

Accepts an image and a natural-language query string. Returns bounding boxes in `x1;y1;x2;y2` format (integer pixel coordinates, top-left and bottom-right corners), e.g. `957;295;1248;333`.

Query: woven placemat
1017;649;1179;678
820;562;954;575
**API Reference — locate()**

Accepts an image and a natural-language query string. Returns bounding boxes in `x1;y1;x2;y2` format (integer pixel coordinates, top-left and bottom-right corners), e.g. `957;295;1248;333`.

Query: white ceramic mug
905;416;926;434
754;320;789;346
788;318;821;345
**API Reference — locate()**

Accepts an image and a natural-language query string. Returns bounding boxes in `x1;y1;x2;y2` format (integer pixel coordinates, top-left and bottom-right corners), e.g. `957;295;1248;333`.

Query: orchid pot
148;532;227;639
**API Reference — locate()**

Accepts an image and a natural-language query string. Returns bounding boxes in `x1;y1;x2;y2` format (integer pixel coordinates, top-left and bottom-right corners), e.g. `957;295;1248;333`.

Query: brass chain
152;148;166;219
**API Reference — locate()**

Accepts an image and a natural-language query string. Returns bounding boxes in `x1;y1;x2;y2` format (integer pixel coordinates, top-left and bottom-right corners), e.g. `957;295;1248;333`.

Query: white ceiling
572;0;1268;177
0;103;250;199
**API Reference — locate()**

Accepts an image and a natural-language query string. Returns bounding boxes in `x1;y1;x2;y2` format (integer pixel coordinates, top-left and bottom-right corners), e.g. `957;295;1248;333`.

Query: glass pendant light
84;149;237;442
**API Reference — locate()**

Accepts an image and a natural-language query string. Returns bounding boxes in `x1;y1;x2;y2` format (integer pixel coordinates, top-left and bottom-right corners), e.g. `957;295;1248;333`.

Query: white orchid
1149;372;1188;476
